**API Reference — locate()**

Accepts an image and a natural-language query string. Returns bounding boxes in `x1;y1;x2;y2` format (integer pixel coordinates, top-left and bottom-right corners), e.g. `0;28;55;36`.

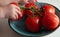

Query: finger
15;9;22;17
11;14;17;20
10;12;18;20
14;12;18;19
11;4;20;11
14;5;20;11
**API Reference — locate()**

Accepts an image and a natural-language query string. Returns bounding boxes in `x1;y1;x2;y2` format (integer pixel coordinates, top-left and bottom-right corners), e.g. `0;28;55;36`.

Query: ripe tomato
10;2;18;6
42;13;59;30
25;2;38;15
25;10;37;16
40;5;55;16
25;16;40;32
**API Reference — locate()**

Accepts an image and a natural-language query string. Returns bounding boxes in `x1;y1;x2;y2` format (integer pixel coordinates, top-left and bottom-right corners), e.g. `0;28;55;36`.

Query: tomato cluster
10;2;59;32
25;3;59;32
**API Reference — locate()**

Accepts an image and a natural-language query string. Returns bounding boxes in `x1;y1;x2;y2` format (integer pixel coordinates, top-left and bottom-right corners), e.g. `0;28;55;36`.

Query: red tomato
25;2;38;15
42;13;59;30
10;2;18;6
40;5;55;16
25;10;36;16
25;16;40;32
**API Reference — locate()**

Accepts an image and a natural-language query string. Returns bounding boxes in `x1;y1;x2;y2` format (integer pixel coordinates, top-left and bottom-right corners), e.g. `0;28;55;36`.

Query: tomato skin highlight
25;16;41;32
42;13;59;30
40;5;55;16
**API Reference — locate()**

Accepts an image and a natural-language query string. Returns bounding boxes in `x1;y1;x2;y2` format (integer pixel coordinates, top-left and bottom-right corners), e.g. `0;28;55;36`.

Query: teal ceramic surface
8;2;60;36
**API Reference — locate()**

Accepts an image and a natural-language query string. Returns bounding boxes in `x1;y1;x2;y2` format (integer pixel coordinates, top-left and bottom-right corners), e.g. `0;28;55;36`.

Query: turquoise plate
8;2;60;36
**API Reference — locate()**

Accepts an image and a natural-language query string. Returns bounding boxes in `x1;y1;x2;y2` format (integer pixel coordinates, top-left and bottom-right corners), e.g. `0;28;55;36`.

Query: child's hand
3;4;21;20
19;0;37;5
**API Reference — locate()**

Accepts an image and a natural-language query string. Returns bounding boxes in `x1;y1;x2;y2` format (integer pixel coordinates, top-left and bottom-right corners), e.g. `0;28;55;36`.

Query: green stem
20;6;42;17
36;10;42;16
31;9;34;17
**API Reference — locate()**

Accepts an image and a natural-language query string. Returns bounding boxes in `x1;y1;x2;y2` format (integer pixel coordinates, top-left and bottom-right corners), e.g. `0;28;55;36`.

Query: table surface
0;0;60;37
